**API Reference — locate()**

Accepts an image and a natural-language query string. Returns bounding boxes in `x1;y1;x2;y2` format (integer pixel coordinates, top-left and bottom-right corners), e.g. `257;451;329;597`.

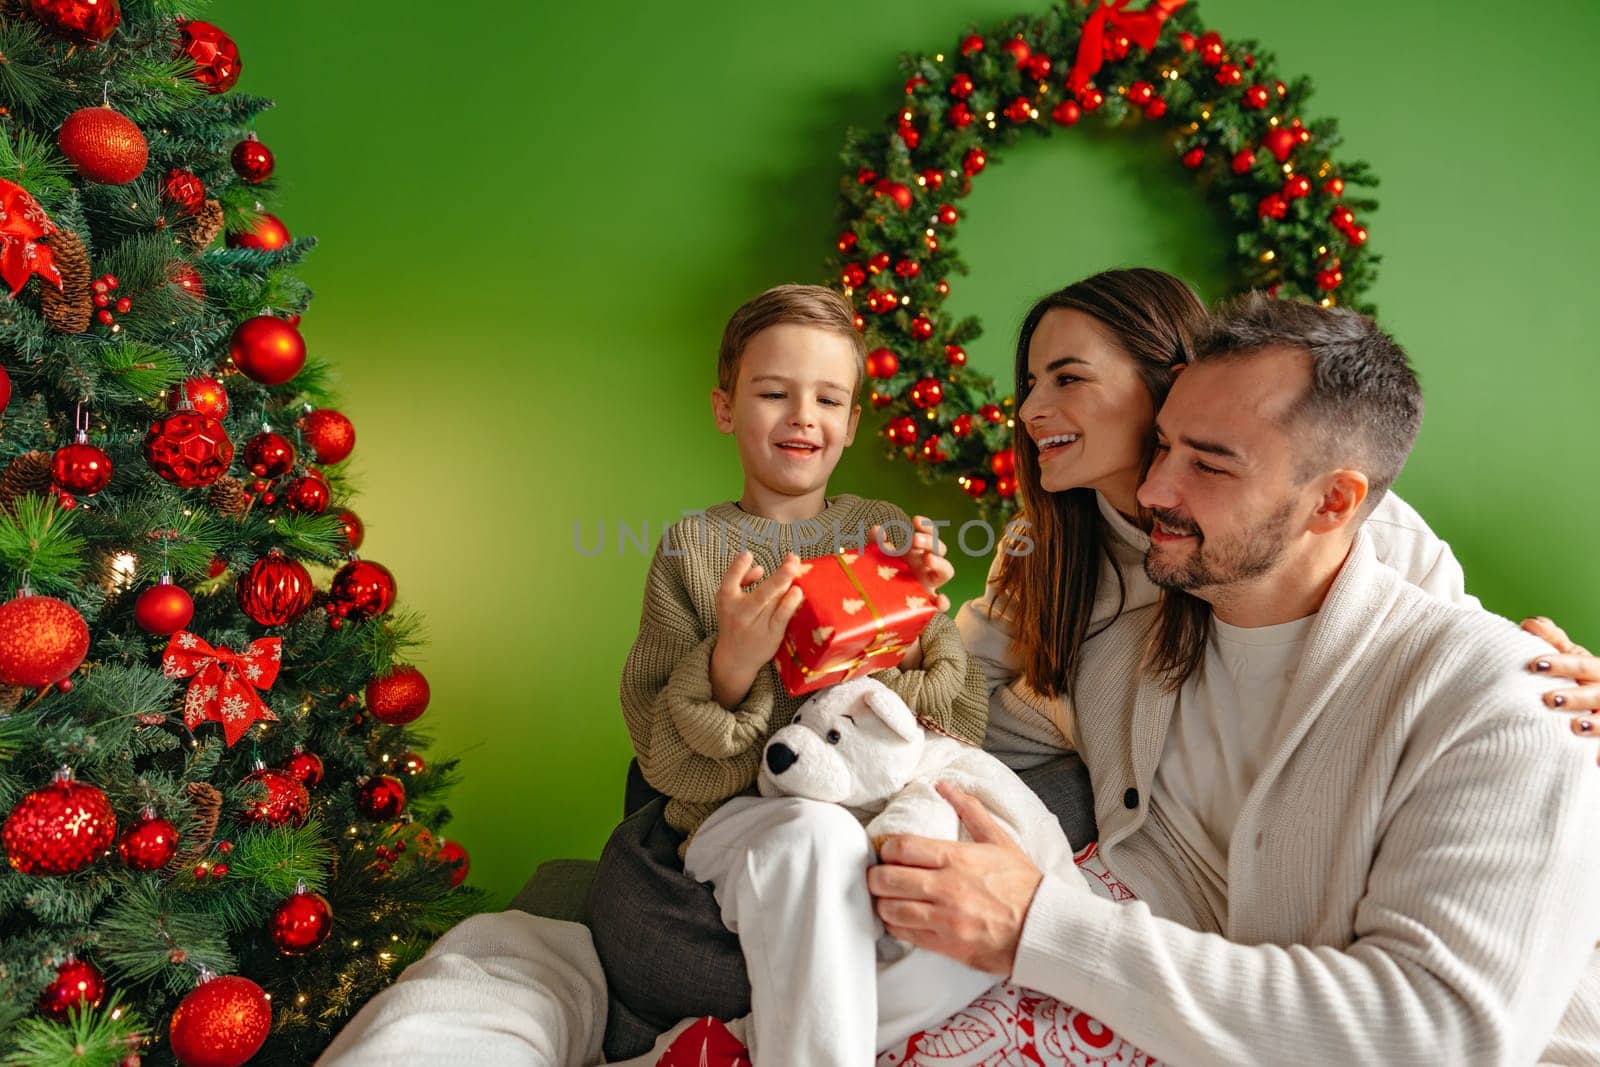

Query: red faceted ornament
0;594;89;687
239;766;310;828
237;551;314;626
117;811;179;870
58;106;147;185
226;212;290;251
435;839;469;887
52;437;113;495
163;168;207;213
367;665;431;726
28;0;120;42
135;577;195;636
284;470;331;515
170;375;228;418
357;775;406;821
144;410;233;488
229;315;305;385
168;974;271;1067
177;19;242;94
38;957;105;1021
300;408;355;465
2;768;117;875
336;509;365;552
270;887;333;956
230;135;273;183
280;748;324;788
243;431;297;478
328;560;397;623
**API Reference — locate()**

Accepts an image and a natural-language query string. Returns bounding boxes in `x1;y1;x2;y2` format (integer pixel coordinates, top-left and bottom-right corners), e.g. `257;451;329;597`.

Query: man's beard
1143;499;1296;592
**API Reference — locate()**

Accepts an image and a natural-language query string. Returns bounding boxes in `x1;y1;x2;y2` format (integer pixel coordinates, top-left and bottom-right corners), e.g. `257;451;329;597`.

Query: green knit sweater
619;494;990;841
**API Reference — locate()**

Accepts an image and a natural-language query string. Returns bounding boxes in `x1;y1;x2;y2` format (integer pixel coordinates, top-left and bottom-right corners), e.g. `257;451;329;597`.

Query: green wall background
208;0;1600;905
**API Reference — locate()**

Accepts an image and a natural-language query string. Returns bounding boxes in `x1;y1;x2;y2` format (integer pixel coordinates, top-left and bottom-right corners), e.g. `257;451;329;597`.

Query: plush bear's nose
766;743;798;775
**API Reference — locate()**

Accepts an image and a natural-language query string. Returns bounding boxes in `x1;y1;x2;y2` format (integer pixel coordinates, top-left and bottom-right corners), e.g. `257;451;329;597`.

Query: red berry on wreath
948;102;973;129
908;377;942;409
2;767;116;875
271;885;333;956
28;0;120;42
59;106;147;185
329;559;397;622
170;375;229;418
237;550;314;626
1001;37;1030;67
357;775;406;821
938;204;959;226
1143;97;1167;119
244;431;297;477
1243;85;1270;110
961;147;986;177
865;348;899;379
945;344;966;367
230;314;305;385
163;168;207;213
337;509;365;552
367;664;431;726
52;436;112;495
240;765;310;828
1003;97;1033;123
168;973;271;1067
1181;147;1205;168
1257;194;1289;220
176;19;242;94
284;470;331;515
1050;99;1081;126
144;410;233;488
0;594;90;688
1231;148;1256;175
135;576;194;636
1127;81;1154;107
959;34;984;56
117;810;180;870
840;263;867;289
230;134;273;183
226;212;291;251
949;73;974;100
96;309;115;327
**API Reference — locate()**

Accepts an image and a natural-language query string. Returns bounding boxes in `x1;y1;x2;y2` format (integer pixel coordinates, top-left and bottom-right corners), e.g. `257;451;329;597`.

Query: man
869;294;1600;1064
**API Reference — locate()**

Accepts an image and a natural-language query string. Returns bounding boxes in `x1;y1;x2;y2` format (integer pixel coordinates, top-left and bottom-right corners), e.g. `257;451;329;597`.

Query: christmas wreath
828;0;1379;517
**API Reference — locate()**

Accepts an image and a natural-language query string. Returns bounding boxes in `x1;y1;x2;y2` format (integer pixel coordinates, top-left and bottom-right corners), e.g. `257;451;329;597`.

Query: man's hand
710;551;805;709
1522;617;1600;759
866;782;1043;976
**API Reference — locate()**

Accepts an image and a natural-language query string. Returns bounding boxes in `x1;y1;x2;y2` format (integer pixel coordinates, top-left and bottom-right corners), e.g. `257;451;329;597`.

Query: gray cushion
508;859;598;924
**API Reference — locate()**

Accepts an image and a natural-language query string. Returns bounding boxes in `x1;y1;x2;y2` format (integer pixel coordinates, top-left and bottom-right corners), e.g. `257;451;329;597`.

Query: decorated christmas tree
0;2;483;1063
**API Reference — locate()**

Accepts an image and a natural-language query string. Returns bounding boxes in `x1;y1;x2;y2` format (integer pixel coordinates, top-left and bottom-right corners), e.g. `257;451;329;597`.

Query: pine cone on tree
0;685;23;712
0;450;53;511
182;199;226;252
165;782;223;874
39;230;92;334
208;476;251;518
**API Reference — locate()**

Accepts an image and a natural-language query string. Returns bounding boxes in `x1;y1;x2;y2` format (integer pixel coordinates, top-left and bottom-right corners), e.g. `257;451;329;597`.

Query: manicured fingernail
1551;694;1567;708
1534;660;1552;672
1576;718;1594;733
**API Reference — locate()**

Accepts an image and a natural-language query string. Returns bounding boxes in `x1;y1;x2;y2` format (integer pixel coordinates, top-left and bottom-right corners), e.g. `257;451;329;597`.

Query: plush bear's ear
861;684;922;743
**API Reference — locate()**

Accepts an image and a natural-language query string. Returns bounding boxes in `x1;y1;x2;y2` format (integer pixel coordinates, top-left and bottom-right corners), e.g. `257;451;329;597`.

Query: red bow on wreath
1067;0;1187;93
0;177;64;297
162;631;282;746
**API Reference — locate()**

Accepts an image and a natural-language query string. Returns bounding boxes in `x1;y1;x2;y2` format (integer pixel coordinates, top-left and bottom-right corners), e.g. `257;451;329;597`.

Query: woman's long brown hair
990;269;1207;702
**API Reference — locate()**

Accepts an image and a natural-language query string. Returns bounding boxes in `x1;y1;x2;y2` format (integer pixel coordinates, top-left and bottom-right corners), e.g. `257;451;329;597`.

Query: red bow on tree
162;631;282;746
1067;0;1188;94
0;178;64;296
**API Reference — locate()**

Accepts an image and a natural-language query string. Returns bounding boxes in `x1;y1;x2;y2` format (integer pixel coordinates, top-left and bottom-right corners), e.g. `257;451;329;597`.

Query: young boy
596;284;994;1064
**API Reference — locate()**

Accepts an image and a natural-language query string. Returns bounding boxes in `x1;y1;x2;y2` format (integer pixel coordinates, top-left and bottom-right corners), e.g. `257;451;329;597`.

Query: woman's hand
1520;617;1600;757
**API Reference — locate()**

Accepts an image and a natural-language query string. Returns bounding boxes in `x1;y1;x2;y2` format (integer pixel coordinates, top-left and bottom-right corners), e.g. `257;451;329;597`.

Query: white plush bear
756;676;1073;875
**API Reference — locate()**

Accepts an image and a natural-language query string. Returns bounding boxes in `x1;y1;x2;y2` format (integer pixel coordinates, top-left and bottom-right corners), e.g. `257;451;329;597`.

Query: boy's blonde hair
717;285;866;398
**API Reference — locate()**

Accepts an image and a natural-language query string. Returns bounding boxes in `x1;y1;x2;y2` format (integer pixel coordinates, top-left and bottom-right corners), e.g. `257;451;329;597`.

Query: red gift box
774;541;938;697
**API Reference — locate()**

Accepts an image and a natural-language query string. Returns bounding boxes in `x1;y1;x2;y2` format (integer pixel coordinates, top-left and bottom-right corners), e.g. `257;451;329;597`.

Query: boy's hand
709;551;806;709
871;516;954;613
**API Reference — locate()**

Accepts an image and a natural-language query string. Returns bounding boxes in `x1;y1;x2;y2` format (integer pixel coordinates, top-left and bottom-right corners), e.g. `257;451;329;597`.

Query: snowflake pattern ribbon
162;630;282;746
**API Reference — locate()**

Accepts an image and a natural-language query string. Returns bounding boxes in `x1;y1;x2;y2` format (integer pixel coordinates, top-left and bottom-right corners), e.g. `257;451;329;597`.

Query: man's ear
711;388;734;434
1309;469;1370;533
861;685;922;743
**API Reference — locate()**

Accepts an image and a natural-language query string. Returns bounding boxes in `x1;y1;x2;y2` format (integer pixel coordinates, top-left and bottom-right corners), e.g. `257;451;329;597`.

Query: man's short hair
1195;292;1422;508
717;284;866;398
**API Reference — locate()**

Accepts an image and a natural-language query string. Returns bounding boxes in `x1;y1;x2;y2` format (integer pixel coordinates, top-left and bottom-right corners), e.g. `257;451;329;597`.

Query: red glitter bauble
176;20;242;94
435;839;469;887
144;410;233;488
239;767;309;828
28;0;120;42
52;439;113;495
336;509;365;552
168;975;271;1067
243;431;296;478
357;775;406;821
229;315;305;385
134;579;194;636
163;168;207;213
280;749;323;788
366;665;430;726
0;594;89;688
270;887;332;956
298;408;355;465
908;377;943;409
2;768;117;876
169;375;228;418
283;470;331;515
225;212;290;251
329;559;396;622
38;957;105;1021
58;106;147;185
230;136;273;183
237;551;314;627
117;812;179;870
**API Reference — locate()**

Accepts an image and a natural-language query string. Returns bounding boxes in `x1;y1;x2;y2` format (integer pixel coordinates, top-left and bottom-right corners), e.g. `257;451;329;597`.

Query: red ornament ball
1283;174;1313;200
908;377;943;409
1214;63;1243;86
163;168;207;213
284;470;331;515
58;106;147;185
226;212;290;251
435;838;470;887
299;408;356;465
280;749;324;788
230;315;305;385
1;364;10;415
866;252;890;274
948;102;973;129
1050;99;1081;126
329;560;397;622
117;812;180;870
1264;126;1298;163
230;136;273;183
959;33;984;55
909;315;934;341
170;376;228;418
1001;36;1031;67
1143;97;1168;119
840;263;867;289
237;551;314;627
52;440;113;495
357;775;406;821
1243;85;1270;110
367;665;431;726
1078;87;1104;111
962;476;988;499
177;19;242;94
1231;149;1256;175
865;289;897;315
244;431;297;478
1181;147;1205;169
1004;96;1033;123
336;509;365;552
944;344;966;367
3;768;116;875
144;410;233;488
885;416;919;444
1127;81;1154;106
28;0;120;42
996;474;1018;498
0;594;89;688
873;179;913;211
836;231;857;254
892;258;920;279
990;449;1016;477
1257;194;1289;220
937;204;959;226
1022;53;1052;81
270;888;333;956
168;975;271;1067
864;348;899;379
38;957;105;1021
134;579;194;636
951;413;973;437
949;73;974;99
1316;268;1343;292
239;767;309;828
961;147;986;177
398;751;426;775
